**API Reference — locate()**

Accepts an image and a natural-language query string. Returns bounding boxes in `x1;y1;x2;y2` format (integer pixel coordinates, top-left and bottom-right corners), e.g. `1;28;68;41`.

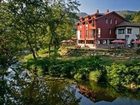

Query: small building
116;21;140;46
76;10;140;48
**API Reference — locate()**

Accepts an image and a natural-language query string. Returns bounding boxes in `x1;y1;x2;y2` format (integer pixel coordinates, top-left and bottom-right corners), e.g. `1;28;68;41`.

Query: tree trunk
26;34;37;60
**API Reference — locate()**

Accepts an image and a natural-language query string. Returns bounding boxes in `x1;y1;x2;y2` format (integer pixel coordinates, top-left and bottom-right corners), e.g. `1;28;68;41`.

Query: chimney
96;9;99;14
106;9;109;14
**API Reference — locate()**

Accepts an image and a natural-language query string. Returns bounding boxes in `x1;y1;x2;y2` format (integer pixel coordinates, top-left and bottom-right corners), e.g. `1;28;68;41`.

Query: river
2;65;140;105
45;79;140;105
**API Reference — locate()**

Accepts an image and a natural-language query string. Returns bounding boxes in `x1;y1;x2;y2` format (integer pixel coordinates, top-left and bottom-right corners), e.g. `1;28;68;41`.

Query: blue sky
78;0;140;14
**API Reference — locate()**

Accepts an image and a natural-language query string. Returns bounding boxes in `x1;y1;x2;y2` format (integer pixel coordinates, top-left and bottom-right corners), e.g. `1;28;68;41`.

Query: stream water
2;65;140;105
45;79;140;105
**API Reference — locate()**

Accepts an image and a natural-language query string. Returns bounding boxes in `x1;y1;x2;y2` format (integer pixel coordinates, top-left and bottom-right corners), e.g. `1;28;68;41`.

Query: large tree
7;0;80;58
46;0;80;57
7;0;50;60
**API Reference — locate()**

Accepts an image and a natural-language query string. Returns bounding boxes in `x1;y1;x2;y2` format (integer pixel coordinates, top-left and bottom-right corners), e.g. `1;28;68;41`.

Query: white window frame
98;28;101;38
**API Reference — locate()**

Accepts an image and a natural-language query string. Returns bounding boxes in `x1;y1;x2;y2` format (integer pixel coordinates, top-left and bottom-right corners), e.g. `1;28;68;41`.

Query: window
109;29;112;35
110;19;112;24
118;29;125;34
98;28;101;37
98;28;101;35
127;28;132;34
105;18;108;24
89;30;93;38
115;19;118;24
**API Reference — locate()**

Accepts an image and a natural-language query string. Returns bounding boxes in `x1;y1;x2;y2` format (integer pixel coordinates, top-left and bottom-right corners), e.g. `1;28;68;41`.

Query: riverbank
19;47;140;91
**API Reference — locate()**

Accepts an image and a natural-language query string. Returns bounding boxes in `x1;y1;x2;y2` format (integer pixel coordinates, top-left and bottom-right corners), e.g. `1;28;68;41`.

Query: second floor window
98;28;101;37
110;19;112;24
115;19;118;24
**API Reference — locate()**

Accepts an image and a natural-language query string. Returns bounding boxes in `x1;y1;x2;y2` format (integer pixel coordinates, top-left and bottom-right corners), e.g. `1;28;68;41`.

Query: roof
116;21;140;27
76;11;129;25
79;11;126;22
95;11;126;21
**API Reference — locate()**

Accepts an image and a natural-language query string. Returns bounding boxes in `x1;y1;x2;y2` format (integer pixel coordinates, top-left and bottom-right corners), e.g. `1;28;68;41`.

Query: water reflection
3;65;140;105
76;81;140;105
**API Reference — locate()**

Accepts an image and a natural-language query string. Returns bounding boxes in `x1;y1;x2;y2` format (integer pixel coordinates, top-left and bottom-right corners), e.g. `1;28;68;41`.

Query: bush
74;73;83;80
48;64;62;76
74;67;89;80
136;48;140;55
89;70;102;82
106;63;140;87
106;63;127;86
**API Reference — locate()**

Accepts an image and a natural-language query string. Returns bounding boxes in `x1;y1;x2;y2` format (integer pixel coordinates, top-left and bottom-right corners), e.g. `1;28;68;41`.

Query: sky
78;0;140;14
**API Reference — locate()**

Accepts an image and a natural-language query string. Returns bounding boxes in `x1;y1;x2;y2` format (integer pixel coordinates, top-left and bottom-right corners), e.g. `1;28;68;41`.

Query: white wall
116;27;140;44
116;27;126;39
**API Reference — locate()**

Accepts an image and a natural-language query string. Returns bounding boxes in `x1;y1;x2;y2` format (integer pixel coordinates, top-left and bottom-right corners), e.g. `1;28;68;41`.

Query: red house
76;10;126;48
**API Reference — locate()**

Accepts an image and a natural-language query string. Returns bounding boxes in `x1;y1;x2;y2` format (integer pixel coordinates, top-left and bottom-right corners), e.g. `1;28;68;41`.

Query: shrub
106;63;127;86
89;70;102;82
49;64;62;76
74;68;89;80
106;63;140;87
136;48;140;55
74;73;83;80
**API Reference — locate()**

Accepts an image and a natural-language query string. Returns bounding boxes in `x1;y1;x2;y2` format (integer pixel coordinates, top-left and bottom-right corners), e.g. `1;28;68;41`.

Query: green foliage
23;55;105;79
106;62;140;87
74;73;83;80
89;70;102;82
124;11;140;23
136;48;140;55
106;63;127;86
132;11;140;23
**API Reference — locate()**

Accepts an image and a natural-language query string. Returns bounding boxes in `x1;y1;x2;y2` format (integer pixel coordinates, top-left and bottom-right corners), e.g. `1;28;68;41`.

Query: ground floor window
78;40;85;44
118;29;125;34
86;40;94;44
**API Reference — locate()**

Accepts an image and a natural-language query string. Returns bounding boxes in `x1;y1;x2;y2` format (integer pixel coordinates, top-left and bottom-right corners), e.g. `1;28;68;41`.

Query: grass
19;46;140;72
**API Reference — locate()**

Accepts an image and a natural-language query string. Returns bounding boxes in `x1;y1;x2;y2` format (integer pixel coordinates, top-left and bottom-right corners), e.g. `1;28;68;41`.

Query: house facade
76;10;140;48
116;22;140;45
